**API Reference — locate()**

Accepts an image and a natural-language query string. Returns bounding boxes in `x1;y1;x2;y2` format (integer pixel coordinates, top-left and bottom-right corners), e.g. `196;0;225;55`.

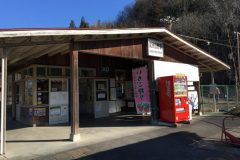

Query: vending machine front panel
158;76;190;123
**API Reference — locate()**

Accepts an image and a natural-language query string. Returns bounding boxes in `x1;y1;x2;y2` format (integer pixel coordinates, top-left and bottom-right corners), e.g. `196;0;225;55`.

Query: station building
0;28;230;154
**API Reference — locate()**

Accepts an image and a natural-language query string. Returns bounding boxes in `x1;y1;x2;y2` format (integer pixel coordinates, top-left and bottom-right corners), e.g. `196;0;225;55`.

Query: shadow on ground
79;113;151;128
78;131;240;160
6;112;152;131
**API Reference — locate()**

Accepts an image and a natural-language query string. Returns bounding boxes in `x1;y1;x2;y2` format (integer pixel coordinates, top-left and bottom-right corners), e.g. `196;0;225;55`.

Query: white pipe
1;49;7;155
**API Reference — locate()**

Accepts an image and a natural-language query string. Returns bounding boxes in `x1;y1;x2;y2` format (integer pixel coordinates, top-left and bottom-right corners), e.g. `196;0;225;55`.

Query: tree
147;0;164;27
69;20;76;28
79;16;89;28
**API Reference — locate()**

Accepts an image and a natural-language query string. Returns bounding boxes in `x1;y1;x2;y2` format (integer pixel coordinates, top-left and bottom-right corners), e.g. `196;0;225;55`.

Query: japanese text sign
132;66;151;114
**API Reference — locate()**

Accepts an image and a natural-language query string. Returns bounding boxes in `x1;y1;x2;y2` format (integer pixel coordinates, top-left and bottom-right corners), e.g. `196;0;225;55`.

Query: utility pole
235;32;240;108
237;32;240;107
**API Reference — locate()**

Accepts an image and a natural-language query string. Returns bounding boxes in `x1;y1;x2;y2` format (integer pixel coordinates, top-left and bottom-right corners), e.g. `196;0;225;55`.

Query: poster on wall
188;91;198;110
29;107;46;117
132;66;151;114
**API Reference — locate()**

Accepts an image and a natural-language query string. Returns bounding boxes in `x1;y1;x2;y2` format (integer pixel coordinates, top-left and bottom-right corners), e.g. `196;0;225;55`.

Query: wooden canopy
0;28;230;72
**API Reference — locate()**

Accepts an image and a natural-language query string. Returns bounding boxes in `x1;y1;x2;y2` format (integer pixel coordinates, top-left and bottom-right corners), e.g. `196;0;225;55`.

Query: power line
178;34;237;49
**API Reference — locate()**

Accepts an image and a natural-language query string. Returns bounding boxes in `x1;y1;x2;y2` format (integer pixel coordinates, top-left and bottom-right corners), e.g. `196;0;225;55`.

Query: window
23;68;33;78
15;71;22;81
115;70;126;99
37;79;49;105
24;80;33;105
65;68;70;77
48;67;63;77
51;79;67;92
37;67;46;77
116;82;125;99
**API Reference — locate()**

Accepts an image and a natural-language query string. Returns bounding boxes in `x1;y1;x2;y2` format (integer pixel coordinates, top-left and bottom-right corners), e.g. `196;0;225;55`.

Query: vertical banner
132;66;151;114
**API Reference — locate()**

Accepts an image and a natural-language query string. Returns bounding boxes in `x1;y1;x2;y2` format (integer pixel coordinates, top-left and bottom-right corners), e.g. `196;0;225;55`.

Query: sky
0;0;134;28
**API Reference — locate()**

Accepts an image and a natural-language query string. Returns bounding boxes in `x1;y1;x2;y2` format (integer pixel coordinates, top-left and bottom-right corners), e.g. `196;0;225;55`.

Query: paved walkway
35;116;240;160
2;115;240;160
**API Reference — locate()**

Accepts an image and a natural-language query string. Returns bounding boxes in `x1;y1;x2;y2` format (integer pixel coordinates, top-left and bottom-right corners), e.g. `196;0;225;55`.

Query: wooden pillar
11;74;16;120
69;50;80;141
1;48;7;154
148;61;158;122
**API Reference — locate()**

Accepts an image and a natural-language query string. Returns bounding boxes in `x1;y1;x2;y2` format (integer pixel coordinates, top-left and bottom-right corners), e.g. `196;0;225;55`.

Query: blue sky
0;0;134;28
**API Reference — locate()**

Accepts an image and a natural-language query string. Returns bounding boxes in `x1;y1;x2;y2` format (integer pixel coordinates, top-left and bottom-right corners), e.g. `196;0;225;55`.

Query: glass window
65;68;70;77
116;82;125;99
7;76;12;105
96;81;107;91
23;68;33;78
51;79;67;92
37;67;46;77
37;79;49;91
24;80;33;105
15;71;22;81
48;68;62;76
37;79;49;105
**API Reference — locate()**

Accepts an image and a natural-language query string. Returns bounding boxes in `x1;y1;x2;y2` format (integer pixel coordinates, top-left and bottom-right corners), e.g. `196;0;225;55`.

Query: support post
211;72;217;112
0;48;7;154
195;81;202;115
11;74;16;120
69;50;80;141
148;61;158;123
226;85;229;111
237;32;240;108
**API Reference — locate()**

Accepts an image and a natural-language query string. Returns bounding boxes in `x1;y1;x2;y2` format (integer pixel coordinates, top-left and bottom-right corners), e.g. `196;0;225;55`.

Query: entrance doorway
79;78;109;118
79;78;94;117
94;79;109;118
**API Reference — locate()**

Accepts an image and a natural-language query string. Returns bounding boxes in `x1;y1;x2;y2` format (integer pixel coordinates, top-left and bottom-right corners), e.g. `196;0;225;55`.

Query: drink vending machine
158;75;190;123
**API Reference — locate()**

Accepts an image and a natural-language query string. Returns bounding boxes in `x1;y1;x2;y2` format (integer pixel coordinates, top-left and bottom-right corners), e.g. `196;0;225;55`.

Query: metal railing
200;85;237;115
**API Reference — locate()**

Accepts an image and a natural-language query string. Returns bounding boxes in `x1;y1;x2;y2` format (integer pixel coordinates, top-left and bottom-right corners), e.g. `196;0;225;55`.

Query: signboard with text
132;66;151;114
147;38;164;57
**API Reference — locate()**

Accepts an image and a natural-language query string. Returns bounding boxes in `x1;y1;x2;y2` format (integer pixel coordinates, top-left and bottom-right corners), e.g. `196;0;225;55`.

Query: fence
200;85;237;115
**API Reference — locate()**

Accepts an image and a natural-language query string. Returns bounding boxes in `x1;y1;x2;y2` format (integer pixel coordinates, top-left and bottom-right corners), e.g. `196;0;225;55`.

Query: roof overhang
0;28;230;72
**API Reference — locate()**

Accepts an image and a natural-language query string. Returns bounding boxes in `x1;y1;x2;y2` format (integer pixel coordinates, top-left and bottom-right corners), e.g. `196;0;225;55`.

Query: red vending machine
158;75;189;123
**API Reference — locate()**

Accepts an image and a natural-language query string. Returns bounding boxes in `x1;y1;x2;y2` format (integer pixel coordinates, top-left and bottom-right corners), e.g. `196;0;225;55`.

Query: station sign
147;38;164;57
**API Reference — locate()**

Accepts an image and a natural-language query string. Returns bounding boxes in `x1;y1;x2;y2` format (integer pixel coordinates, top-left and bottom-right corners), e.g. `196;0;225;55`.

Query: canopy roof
0;27;230;72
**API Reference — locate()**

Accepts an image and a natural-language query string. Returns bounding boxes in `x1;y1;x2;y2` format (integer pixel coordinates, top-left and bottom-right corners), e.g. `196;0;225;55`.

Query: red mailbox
158;75;189;123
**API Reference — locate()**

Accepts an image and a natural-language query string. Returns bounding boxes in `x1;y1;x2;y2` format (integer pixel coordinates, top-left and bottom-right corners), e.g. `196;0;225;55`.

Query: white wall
154;60;199;81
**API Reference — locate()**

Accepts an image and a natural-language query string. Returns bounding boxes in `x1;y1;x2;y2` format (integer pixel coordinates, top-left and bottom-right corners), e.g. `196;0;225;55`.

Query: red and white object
158;75;189;123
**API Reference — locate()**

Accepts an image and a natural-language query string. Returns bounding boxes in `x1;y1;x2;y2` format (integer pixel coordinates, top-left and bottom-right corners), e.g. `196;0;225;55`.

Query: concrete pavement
2;114;240;160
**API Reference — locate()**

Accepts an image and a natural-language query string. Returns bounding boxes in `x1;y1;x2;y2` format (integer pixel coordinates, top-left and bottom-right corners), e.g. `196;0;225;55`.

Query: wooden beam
8;46;50;64
60;49;71;55
8;46;36;60
9;44;69;64
184;48;195;52
165;43;215;71
48;45;70;56
70;50;80;141
161;36;172;41
0;39;71;48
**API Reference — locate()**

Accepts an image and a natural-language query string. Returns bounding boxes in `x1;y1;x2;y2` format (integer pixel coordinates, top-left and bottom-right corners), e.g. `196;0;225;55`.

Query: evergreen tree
147;0;163;27
69;20;76;28
79;16;89;28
